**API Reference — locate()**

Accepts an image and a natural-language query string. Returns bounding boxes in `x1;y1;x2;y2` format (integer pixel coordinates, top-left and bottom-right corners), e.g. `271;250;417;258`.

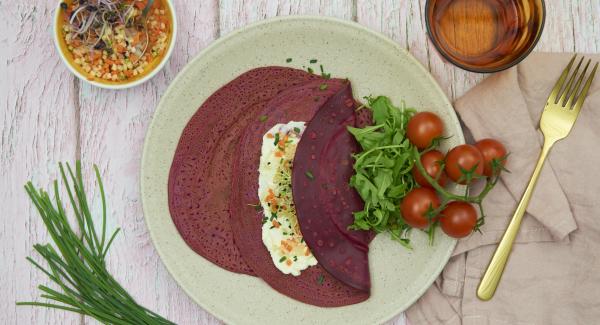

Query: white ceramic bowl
53;0;177;90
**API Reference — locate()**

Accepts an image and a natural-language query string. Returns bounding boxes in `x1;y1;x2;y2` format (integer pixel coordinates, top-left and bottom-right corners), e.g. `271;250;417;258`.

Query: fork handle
477;139;555;301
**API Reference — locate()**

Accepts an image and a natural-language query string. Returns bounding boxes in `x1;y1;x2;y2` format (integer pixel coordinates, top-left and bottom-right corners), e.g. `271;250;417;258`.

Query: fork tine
558;56;584;105
565;59;591;108
572;62;598;115
548;55;577;104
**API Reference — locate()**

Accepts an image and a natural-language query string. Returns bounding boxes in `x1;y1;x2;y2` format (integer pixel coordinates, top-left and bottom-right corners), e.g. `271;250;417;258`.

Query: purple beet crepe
169;67;373;307
229;79;370;306
291;83;371;292
168;67;318;275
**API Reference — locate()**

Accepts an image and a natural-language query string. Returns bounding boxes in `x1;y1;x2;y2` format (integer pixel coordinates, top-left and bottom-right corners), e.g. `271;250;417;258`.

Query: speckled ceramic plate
141;16;463;325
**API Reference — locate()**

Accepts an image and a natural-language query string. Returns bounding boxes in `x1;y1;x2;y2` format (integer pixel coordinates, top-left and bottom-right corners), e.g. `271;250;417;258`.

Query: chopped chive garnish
319;64;331;79
273;133;280;146
310;59;318;64
259;115;268;122
293;127;301;133
319;84;328;91
317;274;325;285
279;256;287;263
305;171;315;180
293;256;298;261
286;58;292;63
307;67;314;74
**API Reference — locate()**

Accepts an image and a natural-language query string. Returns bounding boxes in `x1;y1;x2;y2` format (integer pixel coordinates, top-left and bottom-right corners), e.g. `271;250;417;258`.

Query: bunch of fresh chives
17;162;174;325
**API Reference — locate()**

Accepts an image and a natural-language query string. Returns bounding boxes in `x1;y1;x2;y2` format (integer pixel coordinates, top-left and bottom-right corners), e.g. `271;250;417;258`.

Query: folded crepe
169;67;372;307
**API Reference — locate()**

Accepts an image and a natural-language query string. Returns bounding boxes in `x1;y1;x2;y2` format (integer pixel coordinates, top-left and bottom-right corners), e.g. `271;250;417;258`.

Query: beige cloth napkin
406;52;600;325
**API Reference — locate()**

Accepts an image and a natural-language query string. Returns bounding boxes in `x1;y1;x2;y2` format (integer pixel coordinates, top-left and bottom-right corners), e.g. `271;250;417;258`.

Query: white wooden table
3;1;599;324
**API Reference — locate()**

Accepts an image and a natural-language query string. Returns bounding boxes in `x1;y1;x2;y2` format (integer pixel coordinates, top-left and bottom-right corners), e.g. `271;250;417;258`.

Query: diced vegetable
60;0;170;82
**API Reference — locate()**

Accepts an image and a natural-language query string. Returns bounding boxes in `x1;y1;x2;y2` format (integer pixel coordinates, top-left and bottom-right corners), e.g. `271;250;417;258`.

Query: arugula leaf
387;184;408;198
351;210;371;230
392;130;404;145
369;96;391;125
348;125;386;150
350;173;377;203
380;199;397;212
371;209;385;226
348;96;417;246
373;169;393;199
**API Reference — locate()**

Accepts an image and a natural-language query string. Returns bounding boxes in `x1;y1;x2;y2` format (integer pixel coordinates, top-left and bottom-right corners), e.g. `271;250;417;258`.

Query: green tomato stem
411;146;497;206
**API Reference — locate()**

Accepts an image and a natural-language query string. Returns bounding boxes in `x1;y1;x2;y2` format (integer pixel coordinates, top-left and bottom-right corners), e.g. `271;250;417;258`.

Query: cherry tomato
439;201;478;238
400;187;440;229
444;144;484;184
412;150;447;188
475;138;507;177
407;112;444;149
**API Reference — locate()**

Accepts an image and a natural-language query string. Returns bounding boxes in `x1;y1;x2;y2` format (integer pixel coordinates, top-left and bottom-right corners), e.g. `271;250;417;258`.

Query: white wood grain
1;1;80;325
537;0;600;54
219;0;353;36
3;0;600;324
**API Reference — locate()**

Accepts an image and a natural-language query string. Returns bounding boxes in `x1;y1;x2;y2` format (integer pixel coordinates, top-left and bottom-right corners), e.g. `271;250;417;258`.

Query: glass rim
424;0;547;74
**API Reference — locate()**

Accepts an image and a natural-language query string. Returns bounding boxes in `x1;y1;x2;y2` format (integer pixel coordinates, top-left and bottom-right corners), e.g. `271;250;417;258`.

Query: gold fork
477;55;598;301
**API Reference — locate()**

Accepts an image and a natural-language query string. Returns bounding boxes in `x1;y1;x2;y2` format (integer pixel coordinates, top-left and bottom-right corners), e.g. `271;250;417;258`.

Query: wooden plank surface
2;0;599;324
2;2;80;325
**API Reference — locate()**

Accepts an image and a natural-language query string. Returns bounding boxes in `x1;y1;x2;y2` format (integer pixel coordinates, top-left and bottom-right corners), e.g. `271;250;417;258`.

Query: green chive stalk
17;162;175;325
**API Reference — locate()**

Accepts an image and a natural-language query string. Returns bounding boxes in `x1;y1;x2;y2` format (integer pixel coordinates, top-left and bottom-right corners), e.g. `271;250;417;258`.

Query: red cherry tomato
407;112;444;149
412;150;447;187
439;201;478;238
444;144;484;184
475;138;507;177
400;187;441;229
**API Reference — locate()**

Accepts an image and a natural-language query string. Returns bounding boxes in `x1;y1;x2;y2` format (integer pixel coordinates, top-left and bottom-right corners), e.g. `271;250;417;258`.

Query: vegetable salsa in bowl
54;0;176;89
